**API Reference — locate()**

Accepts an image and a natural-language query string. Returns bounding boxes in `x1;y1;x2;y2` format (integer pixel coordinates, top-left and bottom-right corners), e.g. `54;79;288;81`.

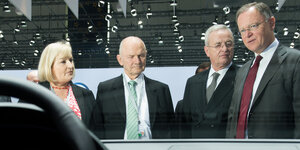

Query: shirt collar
208;62;232;77
123;73;144;85
255;38;279;58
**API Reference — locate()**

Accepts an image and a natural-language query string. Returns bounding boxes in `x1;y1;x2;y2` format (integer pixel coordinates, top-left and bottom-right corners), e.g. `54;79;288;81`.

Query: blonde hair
38;40;75;83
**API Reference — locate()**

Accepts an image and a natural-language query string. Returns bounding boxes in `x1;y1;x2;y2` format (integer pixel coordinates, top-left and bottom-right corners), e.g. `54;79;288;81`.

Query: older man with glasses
226;2;300;139
179;24;239;138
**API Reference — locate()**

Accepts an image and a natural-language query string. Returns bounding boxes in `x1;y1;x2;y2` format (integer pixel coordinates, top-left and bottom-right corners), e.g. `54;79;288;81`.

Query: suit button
210;125;214;128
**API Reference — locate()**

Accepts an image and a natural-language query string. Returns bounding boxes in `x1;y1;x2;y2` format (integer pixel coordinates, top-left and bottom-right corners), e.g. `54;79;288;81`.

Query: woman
38;40;95;127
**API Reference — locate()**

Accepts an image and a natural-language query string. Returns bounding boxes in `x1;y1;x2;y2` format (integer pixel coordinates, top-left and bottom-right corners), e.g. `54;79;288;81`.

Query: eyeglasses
239;20;267;36
206;41;234;49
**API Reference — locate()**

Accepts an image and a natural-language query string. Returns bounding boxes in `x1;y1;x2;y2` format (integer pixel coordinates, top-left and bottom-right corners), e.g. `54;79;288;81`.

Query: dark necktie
206;72;220;103
236;55;263;138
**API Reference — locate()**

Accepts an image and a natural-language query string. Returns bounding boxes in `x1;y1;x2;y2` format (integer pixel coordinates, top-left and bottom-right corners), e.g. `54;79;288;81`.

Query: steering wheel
0;76;100;150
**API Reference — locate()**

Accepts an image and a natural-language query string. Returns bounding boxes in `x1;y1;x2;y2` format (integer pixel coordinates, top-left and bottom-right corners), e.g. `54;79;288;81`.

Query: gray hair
204;24;233;46
236;2;274;22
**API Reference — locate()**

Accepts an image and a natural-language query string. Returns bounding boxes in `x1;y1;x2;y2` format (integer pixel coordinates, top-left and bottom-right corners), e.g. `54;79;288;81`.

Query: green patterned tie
126;80;139;139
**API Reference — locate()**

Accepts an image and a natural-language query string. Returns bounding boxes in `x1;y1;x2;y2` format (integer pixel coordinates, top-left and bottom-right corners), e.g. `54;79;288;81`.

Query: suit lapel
39;81;88;120
185;71;208;122
71;84;86;120
144;76;157;129
112;75;126;120
235;61;252;109
197;70;209;109
252;45;287;105
206;65;237;111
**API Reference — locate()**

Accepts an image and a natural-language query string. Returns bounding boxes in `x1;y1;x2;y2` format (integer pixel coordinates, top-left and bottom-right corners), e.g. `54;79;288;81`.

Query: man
226;2;300;139
195;62;211;75
91;36;174;139
180;24;238;138
26;70;39;83
174;61;211;138
176;61;211;115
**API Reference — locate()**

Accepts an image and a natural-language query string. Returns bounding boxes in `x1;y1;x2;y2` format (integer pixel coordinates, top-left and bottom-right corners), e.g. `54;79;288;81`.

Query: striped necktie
126;80;139;139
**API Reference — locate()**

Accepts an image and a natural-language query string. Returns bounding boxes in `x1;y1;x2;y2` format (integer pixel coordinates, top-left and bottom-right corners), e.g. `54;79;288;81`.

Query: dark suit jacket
175;100;183;120
39;81;95;127
90;75;175;139
181;64;239;138
174;100;183;138
226;44;300;139
0;96;11;102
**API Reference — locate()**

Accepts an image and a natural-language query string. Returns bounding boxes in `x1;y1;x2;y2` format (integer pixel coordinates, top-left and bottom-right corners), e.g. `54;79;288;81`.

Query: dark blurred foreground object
0;76;107;150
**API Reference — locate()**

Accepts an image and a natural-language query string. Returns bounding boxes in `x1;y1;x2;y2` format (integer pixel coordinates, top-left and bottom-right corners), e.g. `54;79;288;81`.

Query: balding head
117;36;147;80
119;36;147;55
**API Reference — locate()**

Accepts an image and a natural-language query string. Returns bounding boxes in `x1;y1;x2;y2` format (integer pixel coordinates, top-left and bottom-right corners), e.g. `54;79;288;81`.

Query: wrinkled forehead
208;29;234;44
120;38;147;55
238;7;265;21
123;44;147;56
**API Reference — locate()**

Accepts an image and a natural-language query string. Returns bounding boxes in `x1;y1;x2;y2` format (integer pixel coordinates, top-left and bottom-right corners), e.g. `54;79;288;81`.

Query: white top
122;73;152;140
207;62;232;89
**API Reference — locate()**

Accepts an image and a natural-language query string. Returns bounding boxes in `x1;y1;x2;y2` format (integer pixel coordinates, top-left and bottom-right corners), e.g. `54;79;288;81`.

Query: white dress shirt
248;38;279;110
123;73;152;140
207;62;232;89
245;38;279;138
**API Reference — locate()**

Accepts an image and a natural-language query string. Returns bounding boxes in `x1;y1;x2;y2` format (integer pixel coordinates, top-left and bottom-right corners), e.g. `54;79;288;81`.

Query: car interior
0;75;107;150
0;0;300;150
